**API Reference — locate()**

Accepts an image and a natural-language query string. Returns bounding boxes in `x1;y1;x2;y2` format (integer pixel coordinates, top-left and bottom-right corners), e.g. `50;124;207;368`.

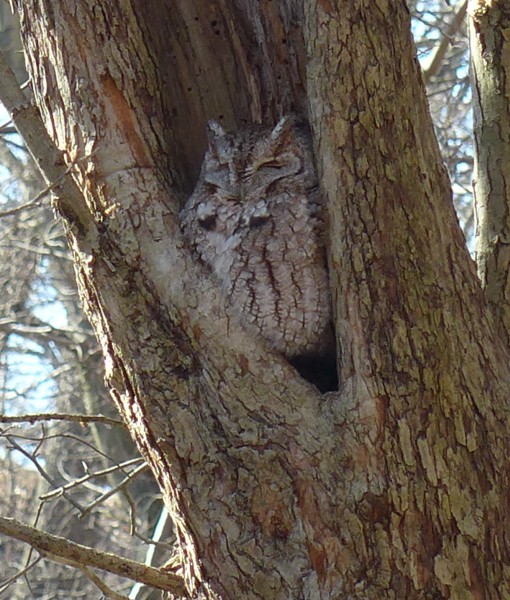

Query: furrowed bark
304;0;510;597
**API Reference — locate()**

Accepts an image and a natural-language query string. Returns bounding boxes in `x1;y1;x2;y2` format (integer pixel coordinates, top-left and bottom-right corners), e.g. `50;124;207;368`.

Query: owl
180;116;336;388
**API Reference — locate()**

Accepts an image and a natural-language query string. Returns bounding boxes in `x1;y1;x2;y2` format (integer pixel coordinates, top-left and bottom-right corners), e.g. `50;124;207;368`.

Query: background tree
1;0;509;599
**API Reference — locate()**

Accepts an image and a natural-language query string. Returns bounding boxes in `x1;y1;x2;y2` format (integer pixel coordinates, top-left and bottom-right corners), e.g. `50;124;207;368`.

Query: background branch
0;412;125;428
0;516;186;595
0;49;91;228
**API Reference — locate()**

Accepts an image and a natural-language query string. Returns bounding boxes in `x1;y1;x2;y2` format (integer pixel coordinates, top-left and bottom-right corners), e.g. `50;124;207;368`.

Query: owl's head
180;115;319;264
204;115;316;193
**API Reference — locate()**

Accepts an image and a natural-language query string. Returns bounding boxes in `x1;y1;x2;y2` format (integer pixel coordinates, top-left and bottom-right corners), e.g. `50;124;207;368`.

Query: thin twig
41;457;144;500
4;430;135;482
81;462;149;517
0;556;42;596
78;565;129;600
0;150;96;218
5;436;85;513
0;412;124;428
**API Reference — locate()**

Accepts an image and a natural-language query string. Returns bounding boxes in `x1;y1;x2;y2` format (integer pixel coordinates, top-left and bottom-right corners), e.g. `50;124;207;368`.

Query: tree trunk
470;0;510;348
8;0;510;597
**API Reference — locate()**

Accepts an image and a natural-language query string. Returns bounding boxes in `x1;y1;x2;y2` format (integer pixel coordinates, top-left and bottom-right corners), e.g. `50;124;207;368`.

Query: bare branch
0;412;124;428
0;516;186;595
423;0;468;84
78;565;129;600
5;436;85;513
0;148;98;218
0;556;42;596
81;462;149;517
3;429;136;483
40;457;144;501
0;49;91;229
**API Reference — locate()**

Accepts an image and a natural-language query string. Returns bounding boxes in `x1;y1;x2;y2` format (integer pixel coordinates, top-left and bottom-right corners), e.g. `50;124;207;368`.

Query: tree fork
6;0;510;597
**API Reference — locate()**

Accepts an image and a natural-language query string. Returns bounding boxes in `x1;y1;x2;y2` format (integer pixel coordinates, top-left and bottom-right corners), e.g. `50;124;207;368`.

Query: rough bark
470;0;510;348
5;0;510;598
304;2;510;598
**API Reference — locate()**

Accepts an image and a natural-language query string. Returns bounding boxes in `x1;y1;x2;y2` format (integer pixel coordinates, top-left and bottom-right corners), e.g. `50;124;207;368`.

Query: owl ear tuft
271;115;294;139
270;115;296;148
207;119;227;139
207;120;227;154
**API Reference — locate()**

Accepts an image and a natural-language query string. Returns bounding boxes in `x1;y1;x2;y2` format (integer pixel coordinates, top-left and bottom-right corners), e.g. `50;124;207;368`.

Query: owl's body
180;116;333;361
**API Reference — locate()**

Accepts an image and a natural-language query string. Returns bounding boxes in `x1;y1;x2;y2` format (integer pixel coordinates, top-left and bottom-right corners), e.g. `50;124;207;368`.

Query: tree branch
423;0;468;84
0;517;186;595
40;457;144;501
80;462;149;517
0;556;42;596
0;412;124;428
0;49;91;230
78;564;129;600
470;0;510;347
5;436;86;513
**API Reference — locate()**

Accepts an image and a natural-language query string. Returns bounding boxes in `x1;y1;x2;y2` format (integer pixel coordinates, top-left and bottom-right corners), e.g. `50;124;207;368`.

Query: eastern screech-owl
180;116;336;389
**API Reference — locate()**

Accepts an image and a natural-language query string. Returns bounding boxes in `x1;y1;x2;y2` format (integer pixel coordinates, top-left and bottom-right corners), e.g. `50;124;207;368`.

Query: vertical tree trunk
6;0;510;597
470;0;510;348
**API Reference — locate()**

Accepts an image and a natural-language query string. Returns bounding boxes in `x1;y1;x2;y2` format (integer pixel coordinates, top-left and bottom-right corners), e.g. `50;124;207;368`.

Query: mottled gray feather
180;116;332;358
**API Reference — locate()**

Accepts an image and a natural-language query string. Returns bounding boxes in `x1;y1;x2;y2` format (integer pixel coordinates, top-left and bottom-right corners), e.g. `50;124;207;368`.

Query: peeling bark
5;0;510;598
